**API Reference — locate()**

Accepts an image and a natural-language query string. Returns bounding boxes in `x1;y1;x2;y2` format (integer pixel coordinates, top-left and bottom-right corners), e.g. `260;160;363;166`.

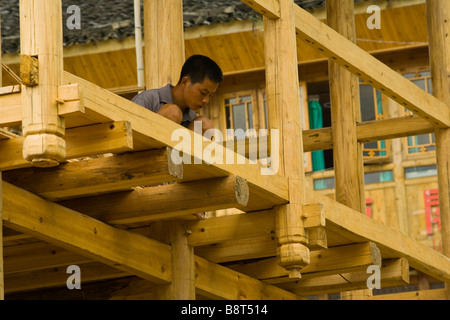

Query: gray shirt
132;84;198;128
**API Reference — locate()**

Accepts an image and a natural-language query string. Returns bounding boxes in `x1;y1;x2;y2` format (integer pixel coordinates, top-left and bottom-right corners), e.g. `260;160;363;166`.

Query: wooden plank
63;71;289;205
2;181;173;284
240;0;280;19
306;190;450;282
278;258;409;296
2;148;182;201
0;121;134;171
293;5;450;128
57;176;250;225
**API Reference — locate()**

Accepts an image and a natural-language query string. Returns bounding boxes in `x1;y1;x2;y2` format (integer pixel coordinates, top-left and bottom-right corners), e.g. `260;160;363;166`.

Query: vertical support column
20;0;65;167
326;0;365;213
264;0;310;278
143;0;194;299
144;0;185;89
326;0;368;299
426;0;450;300
156;222;195;299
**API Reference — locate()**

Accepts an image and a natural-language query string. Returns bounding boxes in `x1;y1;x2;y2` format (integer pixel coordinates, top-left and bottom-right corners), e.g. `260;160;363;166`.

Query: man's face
183;77;219;112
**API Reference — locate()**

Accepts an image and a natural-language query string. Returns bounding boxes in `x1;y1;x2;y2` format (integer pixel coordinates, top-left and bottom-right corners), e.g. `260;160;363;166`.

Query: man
132;55;223;219
132;54;223;134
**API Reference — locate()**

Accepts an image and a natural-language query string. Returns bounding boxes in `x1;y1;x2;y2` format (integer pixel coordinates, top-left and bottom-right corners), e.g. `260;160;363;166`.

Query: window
405;165;437;179
222;91;257;140
403;71;435;155
313;170;394;190
359;82;388;159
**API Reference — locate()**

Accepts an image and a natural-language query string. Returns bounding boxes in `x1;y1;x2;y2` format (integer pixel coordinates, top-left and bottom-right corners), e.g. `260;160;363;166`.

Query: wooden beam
240;0;280;19
306;190;450;282
4;242;90;275
278;258;409;296
5;261;129;294
2;148;183;201
303;116;436;152
0;121;134;171
195;235;278;263
57;176;250;225
185;204;324;247
2;182;304;299
20;0;66;167
2;181;173;284
63;71;289;205
227;243;381;283
194;254;302;300
293;4;450;128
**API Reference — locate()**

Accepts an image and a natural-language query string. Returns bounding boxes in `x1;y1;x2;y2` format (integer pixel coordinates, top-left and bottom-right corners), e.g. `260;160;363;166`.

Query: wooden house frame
0;0;449;300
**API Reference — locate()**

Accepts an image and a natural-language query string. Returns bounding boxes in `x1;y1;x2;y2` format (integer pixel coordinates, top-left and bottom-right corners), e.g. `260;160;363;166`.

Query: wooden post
143;0;194;299
20;0;65;167
264;0;310;278
326;0;368;299
327;0;365;213
425;0;450;300
144;0;185;89
156;222;195;299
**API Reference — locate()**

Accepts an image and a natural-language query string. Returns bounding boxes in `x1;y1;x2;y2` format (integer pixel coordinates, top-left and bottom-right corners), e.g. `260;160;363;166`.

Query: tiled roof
1;0;364;54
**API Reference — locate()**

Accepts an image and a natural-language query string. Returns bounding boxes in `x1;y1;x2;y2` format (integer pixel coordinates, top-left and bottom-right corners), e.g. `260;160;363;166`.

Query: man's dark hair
178;55;223;84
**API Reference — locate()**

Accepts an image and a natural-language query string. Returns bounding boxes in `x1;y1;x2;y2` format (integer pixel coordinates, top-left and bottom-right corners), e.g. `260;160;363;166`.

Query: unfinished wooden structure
0;0;449;300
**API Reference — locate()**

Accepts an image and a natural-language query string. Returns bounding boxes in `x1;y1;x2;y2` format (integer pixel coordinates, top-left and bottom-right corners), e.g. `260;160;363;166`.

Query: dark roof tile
1;0;364;54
